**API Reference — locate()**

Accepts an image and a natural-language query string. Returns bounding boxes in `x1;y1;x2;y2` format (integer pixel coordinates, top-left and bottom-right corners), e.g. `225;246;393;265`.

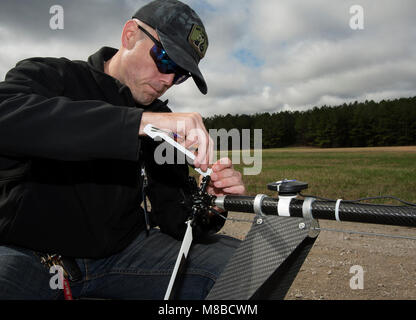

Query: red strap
63;278;73;300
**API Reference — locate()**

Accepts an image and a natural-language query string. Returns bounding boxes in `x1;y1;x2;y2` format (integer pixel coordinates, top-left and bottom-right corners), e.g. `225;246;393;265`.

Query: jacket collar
88;46;118;74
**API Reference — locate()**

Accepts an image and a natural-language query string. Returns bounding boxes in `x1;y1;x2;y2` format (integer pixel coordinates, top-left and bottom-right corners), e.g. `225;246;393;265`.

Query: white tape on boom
335;199;342;222
277;196;292;217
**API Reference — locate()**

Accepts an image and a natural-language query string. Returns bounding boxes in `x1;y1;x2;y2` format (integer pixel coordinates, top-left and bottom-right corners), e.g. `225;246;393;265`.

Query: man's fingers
208;135;215;166
212;157;233;173
208;182;245;196
191;113;210;168
221;185;246;195
210;168;236;181
208;157;245;194
189;127;211;172
213;175;243;189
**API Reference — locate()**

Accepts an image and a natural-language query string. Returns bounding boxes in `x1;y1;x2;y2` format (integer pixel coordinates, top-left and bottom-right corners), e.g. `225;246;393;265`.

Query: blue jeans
0;229;240;300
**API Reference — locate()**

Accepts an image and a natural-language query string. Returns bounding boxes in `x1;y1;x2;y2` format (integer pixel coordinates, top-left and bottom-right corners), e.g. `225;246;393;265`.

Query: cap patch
188;24;208;59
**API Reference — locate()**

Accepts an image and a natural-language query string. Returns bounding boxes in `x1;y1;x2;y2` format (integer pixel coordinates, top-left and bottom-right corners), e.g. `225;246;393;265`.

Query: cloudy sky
0;0;415;117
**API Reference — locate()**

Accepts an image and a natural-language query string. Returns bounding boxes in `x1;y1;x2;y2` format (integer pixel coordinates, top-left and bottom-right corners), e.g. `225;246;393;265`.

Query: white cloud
1;0;415;116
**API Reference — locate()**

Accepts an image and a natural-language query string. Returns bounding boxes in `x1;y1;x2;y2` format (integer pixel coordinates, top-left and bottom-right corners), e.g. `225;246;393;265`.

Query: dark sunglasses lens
150;45;190;85
150;45;175;72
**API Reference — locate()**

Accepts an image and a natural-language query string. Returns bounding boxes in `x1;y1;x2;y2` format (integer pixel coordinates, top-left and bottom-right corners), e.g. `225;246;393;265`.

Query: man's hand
139;112;213;173
202;158;246;197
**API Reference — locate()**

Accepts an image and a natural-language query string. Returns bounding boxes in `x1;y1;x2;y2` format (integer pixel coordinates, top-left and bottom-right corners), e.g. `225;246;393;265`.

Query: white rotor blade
164;220;194;300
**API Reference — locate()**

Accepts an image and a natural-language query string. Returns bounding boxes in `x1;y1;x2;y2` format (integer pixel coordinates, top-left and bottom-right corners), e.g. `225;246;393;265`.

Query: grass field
229;146;416;204
215;146;416;299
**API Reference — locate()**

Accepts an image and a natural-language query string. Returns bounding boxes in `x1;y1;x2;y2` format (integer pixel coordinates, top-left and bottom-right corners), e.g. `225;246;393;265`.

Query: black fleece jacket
0;47;223;258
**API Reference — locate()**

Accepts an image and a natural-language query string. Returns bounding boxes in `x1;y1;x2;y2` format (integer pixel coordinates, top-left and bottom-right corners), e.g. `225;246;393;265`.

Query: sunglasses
137;25;190;85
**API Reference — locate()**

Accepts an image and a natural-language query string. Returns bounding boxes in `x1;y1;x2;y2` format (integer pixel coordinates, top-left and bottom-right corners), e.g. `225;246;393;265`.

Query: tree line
203;96;416;149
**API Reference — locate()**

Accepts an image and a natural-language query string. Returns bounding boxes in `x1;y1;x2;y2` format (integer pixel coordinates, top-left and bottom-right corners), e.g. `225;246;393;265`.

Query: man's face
121;27;175;105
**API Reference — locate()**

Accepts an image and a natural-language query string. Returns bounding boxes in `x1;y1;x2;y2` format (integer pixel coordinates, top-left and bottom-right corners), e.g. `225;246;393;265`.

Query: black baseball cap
133;0;209;94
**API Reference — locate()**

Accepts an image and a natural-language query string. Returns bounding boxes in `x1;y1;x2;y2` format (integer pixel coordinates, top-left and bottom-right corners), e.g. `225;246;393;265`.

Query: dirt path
220;213;416;300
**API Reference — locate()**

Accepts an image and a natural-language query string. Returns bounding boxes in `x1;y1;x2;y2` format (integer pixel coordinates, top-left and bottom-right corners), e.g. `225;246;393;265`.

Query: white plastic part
335;199;343;222
164;220;193;300
302;197;315;220
253;194;267;216
143;124;212;177
277;195;294;217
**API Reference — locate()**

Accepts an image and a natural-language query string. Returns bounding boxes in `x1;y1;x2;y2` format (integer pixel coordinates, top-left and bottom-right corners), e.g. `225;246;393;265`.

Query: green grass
200;147;416;204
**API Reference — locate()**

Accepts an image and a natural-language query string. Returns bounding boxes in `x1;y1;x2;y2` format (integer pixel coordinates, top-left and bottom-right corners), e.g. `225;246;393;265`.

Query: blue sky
0;0;415;116
233;49;264;68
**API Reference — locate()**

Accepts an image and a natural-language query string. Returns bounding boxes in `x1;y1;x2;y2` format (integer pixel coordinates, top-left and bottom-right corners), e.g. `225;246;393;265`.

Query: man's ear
121;20;140;50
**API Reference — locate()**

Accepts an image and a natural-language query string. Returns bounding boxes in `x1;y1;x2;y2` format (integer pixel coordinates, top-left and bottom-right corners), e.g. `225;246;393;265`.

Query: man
0;0;244;299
